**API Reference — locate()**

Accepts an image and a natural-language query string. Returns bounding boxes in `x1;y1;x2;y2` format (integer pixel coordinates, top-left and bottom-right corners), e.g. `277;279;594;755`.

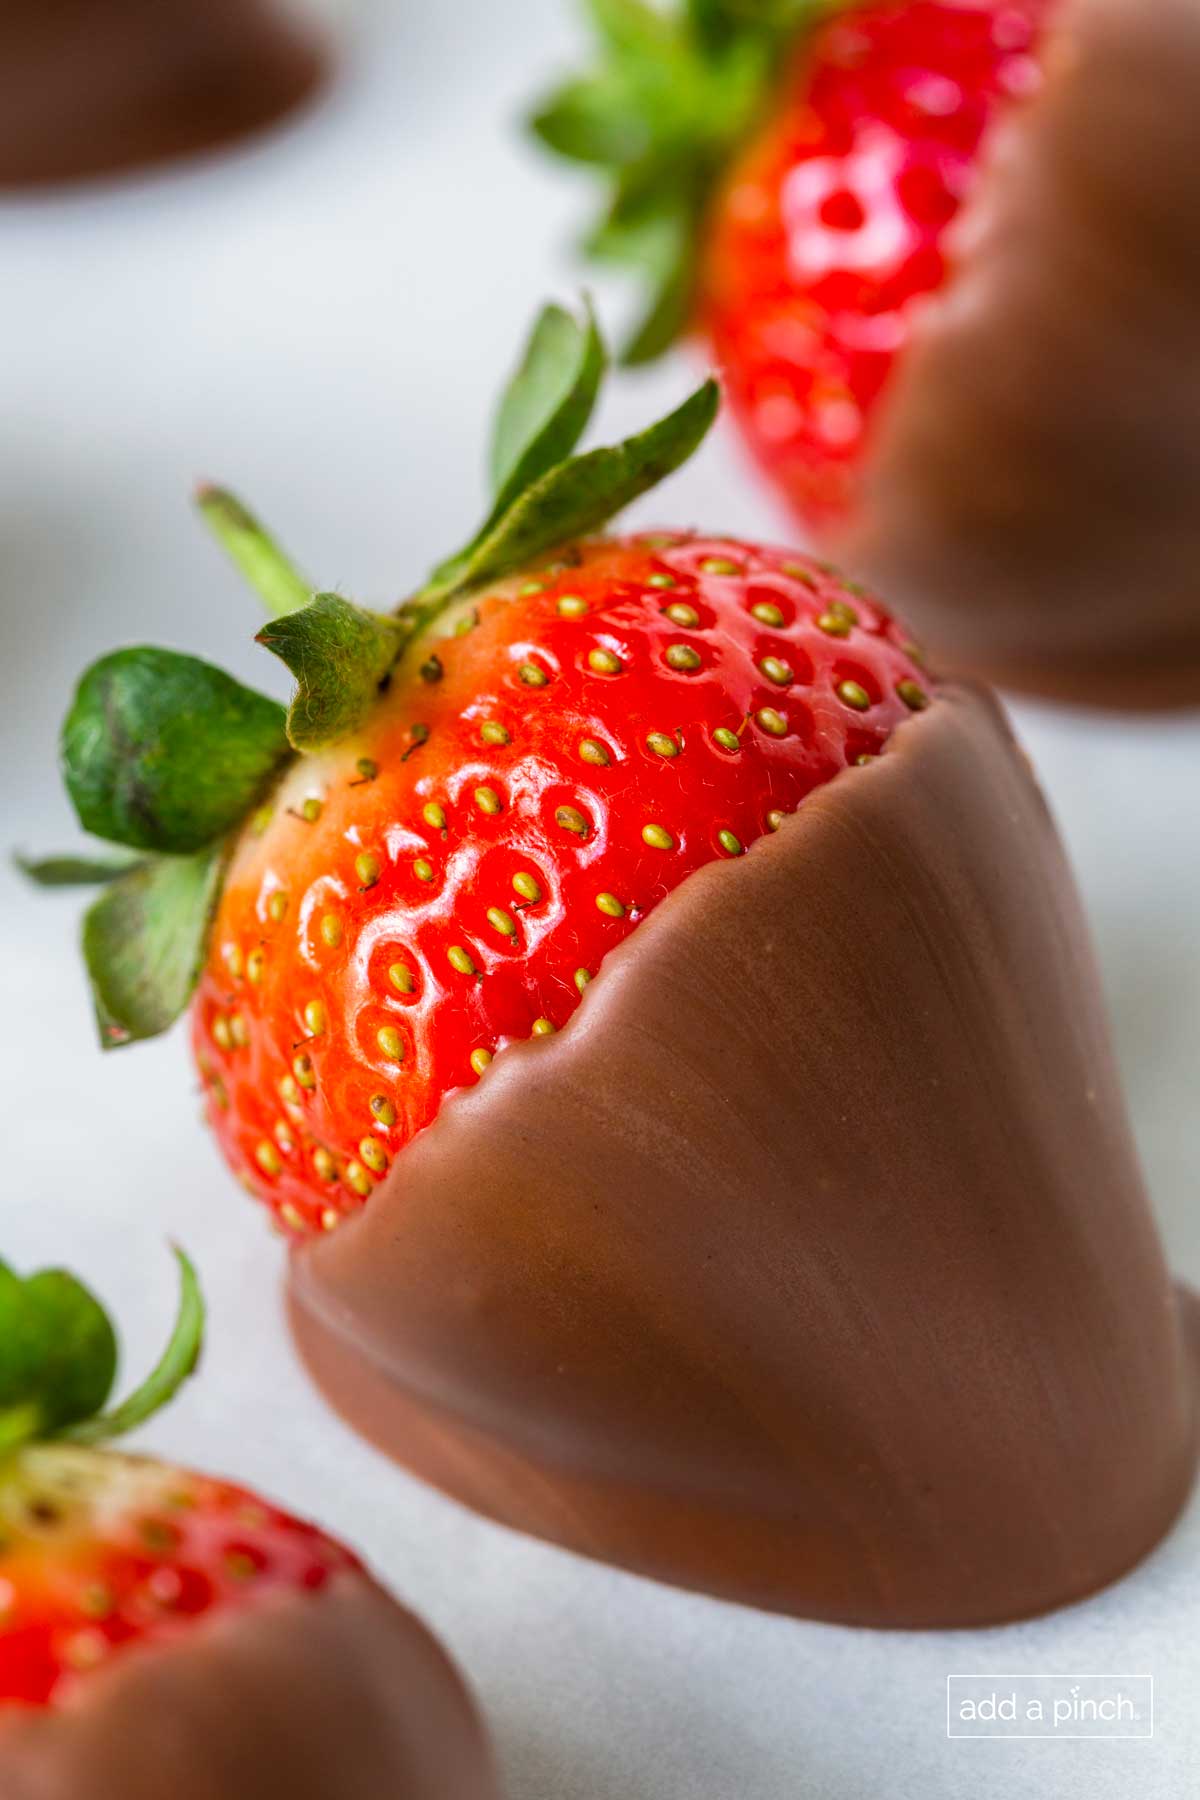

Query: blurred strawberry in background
533;0;1200;707
531;0;1051;531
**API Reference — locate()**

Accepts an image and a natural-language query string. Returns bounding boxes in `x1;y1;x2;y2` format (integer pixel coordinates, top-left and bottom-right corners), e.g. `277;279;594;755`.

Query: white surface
2;4;1199;1795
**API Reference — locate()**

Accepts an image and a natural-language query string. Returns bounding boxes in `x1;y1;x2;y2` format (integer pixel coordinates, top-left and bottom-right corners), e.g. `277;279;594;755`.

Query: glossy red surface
0;1450;355;1708
704;1;1051;527
192;535;928;1235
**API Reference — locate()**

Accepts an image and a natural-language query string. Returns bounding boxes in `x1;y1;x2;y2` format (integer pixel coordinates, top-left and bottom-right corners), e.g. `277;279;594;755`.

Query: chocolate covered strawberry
531;0;1051;530
0;1252;500;1798
30;304;931;1237
0;1251;353;1705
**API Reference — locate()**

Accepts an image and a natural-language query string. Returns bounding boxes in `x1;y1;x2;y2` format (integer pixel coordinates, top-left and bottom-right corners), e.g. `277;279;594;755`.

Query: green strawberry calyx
22;299;718;1051
529;0;849;363
0;1248;204;1462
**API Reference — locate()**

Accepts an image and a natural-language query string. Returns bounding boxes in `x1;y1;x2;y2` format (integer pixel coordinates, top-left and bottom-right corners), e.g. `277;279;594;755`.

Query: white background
2;2;1198;1794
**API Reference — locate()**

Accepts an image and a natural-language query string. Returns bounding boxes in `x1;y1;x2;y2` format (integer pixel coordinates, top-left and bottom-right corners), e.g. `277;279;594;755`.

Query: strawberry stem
197;485;313;620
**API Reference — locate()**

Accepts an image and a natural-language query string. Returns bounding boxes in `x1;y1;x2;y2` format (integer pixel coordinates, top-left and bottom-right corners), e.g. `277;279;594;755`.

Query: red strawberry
194;533;928;1235
0;1252;353;1707
531;0;1051;531
0;1452;358;1709
30;303;931;1238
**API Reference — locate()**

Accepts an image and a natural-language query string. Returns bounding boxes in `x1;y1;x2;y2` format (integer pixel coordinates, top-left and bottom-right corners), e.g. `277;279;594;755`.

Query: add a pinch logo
947;1676;1154;1739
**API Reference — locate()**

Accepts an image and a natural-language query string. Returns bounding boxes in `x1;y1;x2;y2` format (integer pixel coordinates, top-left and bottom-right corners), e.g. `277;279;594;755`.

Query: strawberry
531;0;1051;531
28;303;931;1238
0;1251;356;1708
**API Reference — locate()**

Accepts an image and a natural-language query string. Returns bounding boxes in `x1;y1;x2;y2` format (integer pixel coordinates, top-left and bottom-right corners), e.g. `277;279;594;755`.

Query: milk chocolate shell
0;0;326;188
290;686;1199;1627
0;1576;500;1800
842;0;1200;709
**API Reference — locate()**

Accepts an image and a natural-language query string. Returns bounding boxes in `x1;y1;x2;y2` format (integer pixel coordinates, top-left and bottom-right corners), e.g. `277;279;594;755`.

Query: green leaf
419;377;719;606
82;846;225;1048
14;850;142;888
706;0;844;28
256;592;409;752
685;0;730;42
586;189;699;364
429;301;609;597
66;1249;204;1446
530;74;657;167
0;1250;205;1456
587;0;677;54
196;486;312;620
488;300;607;512
624;255;697;364
529;0;828;360
0;1265;117;1446
61;647;290;855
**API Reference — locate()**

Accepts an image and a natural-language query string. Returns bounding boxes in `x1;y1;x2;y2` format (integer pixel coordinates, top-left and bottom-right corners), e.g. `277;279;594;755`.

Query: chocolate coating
843;0;1200;708
289;686;1199;1627
0;1574;500;1799
0;0;326;188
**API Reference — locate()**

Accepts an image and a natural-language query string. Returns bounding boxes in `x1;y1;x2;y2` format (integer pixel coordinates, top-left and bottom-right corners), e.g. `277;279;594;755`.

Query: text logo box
947;1675;1153;1739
